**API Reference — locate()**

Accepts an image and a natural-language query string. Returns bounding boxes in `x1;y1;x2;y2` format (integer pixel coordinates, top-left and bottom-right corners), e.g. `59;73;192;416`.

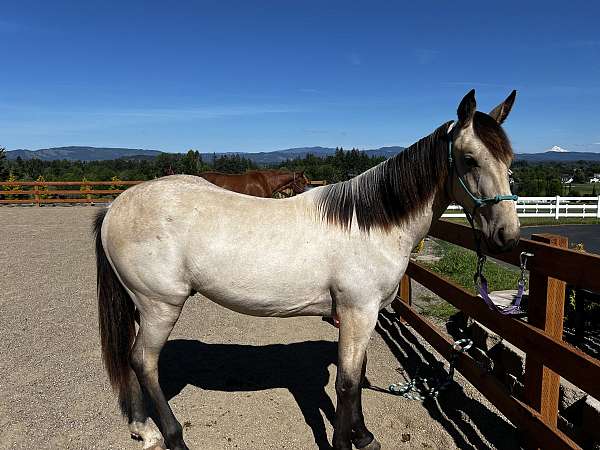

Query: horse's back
198;171;270;196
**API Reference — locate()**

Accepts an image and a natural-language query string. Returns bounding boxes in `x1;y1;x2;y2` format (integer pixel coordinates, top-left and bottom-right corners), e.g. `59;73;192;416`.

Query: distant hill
7;145;600;164
6;145;405;164
199;146;405;165
515;151;600;162
6;146;162;161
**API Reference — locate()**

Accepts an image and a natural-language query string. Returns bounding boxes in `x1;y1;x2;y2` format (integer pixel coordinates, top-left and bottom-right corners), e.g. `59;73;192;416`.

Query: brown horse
199;170;308;197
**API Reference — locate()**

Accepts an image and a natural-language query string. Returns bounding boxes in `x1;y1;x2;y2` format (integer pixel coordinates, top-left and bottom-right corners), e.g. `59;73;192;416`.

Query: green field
443;216;600;227
564;183;599;196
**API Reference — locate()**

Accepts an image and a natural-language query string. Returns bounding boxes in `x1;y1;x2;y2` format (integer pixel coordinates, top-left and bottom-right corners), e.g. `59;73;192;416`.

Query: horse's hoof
143;437;167;450
144;443;167;450
357;437;381;450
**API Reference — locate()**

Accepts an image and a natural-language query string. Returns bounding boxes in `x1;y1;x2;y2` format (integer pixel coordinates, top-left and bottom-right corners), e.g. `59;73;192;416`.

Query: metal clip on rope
388;338;473;401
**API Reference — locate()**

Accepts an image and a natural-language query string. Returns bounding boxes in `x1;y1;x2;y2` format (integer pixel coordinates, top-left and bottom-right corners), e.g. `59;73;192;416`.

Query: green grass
519;217;600;226
424;241;520;294
419;300;459;321
443;217;599;227
566;183;598;195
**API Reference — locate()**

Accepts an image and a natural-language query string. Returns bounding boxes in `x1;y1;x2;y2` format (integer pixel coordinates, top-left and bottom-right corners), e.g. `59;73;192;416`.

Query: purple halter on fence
475;251;533;316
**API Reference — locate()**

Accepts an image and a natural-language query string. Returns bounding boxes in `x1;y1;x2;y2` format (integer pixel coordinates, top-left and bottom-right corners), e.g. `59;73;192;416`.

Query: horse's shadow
159;339;337;450
374;309;518;450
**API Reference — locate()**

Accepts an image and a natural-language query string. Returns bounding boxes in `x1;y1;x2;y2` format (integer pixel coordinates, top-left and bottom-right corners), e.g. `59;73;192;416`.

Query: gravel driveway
0;206;518;450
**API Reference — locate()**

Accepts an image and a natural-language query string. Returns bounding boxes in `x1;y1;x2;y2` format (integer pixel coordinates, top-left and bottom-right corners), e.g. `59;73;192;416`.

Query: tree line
0;146;598;196
0;147;385;184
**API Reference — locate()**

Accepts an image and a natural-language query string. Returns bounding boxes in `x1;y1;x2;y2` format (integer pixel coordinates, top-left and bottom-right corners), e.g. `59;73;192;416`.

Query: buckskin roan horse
93;90;520;450
199;169;309;197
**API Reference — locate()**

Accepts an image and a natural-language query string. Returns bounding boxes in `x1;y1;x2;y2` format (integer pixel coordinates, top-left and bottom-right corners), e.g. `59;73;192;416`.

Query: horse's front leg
333;304;381;450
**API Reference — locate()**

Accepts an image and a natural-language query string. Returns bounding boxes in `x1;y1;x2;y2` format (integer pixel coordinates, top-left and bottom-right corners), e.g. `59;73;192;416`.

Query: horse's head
290;171;310;194
448;90;520;254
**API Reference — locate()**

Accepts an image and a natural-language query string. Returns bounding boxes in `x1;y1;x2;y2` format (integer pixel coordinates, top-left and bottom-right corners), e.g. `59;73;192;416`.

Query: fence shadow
159;339;337;450
374;309;519;450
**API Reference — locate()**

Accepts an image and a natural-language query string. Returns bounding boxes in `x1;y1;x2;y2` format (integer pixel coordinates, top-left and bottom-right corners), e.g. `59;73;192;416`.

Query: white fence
442;196;600;219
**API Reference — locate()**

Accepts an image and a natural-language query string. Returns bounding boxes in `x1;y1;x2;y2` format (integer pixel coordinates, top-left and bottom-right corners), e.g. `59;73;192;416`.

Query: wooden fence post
86;182;92;205
396;274;412;323
34;182;40;207
523;233;568;446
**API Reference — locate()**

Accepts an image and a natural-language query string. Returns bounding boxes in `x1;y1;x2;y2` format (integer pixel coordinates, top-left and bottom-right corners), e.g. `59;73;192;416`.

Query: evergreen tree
0;147;8;180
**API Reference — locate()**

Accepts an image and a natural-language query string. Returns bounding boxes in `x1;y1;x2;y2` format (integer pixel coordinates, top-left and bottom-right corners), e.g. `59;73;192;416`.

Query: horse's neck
268;173;294;190
382;132;452;248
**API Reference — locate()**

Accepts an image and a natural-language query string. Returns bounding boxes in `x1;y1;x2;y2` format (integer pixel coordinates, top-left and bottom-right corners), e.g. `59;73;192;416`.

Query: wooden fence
0;181;143;205
392;220;600;449
0;179;328;205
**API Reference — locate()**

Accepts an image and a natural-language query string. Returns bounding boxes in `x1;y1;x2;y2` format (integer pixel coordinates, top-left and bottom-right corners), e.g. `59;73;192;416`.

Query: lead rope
389;338;473;400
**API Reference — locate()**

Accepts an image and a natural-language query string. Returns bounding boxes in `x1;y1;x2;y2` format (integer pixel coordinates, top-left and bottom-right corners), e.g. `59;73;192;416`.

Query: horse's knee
335;375;360;398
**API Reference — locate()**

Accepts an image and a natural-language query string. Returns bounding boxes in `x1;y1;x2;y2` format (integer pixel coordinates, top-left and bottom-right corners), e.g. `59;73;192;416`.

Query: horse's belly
196;284;334;318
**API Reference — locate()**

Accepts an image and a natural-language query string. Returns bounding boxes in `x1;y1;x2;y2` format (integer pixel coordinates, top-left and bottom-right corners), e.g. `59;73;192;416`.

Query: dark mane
473;112;513;164
316;122;452;232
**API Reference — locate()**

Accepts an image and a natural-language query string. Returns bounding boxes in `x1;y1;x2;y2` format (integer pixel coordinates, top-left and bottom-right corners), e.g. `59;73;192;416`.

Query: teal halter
448;137;518;209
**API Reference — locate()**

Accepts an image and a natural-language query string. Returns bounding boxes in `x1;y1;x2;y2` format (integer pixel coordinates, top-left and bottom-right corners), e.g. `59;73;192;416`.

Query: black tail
93;209;136;415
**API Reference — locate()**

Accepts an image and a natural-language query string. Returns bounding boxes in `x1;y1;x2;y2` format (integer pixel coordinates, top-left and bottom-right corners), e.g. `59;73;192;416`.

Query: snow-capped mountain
548;145;569;153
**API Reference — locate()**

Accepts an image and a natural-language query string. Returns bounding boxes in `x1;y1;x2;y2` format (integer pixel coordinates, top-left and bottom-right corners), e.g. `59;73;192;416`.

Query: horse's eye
464;155;477;168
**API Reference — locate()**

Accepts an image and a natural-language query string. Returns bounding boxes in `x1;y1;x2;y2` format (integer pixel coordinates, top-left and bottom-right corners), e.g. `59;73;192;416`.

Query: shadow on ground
159;339;337;450
373;309;519;450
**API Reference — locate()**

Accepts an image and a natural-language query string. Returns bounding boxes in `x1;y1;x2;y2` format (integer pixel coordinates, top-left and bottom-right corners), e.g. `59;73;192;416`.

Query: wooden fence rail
393;220;600;450
0;181;143;205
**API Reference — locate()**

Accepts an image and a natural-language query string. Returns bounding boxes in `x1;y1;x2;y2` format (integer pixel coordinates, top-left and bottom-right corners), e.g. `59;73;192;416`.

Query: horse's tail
93;208;136;415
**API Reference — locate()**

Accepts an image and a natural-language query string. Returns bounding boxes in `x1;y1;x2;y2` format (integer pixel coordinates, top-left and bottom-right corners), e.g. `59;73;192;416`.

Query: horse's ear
489;90;517;124
457;89;476;128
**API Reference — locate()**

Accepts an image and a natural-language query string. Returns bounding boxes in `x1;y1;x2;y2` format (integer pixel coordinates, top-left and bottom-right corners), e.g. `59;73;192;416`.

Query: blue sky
1;0;599;153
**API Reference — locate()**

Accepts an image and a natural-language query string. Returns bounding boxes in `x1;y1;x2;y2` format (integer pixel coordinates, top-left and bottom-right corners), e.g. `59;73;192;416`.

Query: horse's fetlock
164;422;184;446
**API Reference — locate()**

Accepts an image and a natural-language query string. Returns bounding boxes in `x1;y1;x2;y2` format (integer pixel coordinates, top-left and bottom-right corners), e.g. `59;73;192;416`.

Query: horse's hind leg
126;367;164;449
333;305;380;450
130;296;188;450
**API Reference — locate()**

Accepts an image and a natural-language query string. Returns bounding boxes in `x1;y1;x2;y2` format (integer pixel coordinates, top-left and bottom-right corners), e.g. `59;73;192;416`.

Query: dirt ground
0;206;519;450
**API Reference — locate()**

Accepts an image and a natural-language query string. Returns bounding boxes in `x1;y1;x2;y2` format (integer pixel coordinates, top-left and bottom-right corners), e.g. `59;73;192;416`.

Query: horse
93;90;520;450
199;169;308;197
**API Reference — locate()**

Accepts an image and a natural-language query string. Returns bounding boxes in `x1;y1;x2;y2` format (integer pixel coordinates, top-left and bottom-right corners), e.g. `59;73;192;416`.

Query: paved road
0;206;517;450
521;224;600;254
